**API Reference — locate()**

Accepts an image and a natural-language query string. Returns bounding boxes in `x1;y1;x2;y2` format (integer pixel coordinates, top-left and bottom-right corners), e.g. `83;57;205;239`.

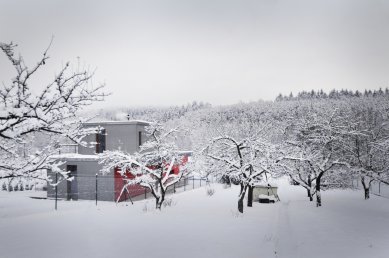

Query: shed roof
83;120;151;126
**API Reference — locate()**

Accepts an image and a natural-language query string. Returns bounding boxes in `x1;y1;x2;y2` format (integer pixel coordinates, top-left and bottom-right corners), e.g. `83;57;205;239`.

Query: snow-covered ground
0;179;388;258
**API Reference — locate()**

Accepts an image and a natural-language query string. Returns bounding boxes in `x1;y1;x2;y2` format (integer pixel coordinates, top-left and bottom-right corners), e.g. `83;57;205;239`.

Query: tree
277;101;349;206
202;122;276;213
0;41;106;185
340;98;389;199
277;144;317;202
100;123;189;209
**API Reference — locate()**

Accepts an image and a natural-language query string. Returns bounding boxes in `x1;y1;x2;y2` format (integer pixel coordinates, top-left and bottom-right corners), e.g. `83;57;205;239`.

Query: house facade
47;120;150;202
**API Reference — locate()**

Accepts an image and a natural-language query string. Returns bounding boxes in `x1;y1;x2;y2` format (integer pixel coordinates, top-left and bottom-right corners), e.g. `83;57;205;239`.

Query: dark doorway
66;165;78;200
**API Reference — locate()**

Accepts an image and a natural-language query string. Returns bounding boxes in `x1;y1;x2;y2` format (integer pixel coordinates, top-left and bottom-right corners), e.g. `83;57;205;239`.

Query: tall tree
0;41;105;184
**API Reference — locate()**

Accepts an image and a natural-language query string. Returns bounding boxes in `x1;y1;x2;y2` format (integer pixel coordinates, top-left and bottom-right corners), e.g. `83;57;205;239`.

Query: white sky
1;0;389;107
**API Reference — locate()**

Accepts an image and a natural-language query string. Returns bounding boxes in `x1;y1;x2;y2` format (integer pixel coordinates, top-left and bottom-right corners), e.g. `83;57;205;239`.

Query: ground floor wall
47;160;115;201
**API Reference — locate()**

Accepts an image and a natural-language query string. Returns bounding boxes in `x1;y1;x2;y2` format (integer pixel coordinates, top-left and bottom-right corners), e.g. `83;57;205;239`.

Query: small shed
252;184;279;203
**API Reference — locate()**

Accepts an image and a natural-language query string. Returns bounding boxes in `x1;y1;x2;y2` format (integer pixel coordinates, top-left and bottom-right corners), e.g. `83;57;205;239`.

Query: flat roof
83;120;151;126
50;154;99;161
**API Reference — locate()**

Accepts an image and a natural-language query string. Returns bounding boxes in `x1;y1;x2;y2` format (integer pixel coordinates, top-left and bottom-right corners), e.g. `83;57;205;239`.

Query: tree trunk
361;177;370;200
238;197;244;213
238;183;247;213
316;176;322;207
155;196;160;209
364;188;370;200
307;174;313;201
247;185;253;207
307;189;313;201
156;188;166;209
316;190;321;207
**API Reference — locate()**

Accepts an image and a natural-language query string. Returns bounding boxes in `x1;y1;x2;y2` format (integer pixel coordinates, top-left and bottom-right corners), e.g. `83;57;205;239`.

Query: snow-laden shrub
162;198;177;208
13;184;19;191
230;210;244;218
206;187;215;197
163;198;173;207
19;184;24;191
142;203;149;213
2;182;6;191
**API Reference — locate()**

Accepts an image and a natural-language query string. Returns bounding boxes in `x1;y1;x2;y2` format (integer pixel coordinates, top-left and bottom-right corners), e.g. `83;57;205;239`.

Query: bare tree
0;41;106;184
202;122;276;213
340;98;389;199
100;123;189;209
277;103;349;206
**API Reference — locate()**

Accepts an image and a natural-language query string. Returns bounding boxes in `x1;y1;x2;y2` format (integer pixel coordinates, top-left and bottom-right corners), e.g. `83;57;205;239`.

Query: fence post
379;182;381;195
193;177;195;189
174;182;176;193
55;172;58;210
184;178;186;191
200;178;202;187
145;188;147;199
95;173;98;206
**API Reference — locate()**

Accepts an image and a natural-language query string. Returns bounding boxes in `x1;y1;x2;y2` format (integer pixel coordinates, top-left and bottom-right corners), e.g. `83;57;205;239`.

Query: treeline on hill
276;88;389;101
96;101;211;123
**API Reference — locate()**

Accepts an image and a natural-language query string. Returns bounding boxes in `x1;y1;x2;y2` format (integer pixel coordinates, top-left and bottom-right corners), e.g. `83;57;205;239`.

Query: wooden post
55;172;58;210
95;173;98;206
193;177;194;189
145;188;147;199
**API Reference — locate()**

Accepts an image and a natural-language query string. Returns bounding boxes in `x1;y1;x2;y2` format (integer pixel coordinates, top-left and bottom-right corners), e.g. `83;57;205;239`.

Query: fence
48;174;211;210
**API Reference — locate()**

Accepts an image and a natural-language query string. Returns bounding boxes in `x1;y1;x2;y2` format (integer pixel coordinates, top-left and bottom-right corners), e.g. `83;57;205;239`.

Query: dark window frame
96;129;106;154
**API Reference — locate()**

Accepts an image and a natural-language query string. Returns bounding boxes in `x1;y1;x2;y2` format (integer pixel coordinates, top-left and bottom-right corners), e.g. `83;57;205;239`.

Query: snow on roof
177;150;193;156
83;120;151;126
50;153;99;161
253;182;278;188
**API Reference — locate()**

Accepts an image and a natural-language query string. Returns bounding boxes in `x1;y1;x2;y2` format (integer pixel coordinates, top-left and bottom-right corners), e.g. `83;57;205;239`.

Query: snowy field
1;180;389;258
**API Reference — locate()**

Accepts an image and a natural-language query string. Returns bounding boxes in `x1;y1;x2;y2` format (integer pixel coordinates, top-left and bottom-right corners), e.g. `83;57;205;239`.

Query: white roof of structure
253;182;278;187
50;153;99;161
83;120;151;126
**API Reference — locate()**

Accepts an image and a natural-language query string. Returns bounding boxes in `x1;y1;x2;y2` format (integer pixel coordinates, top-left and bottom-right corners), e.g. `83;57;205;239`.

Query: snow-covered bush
162;198;175;208
206;188;215;196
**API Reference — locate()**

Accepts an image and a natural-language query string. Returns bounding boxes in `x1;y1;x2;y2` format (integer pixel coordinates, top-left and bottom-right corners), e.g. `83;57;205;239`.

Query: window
96;129;106;153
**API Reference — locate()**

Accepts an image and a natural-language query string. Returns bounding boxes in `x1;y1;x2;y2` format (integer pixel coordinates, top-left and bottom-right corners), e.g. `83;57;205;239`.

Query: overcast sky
1;0;389;108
